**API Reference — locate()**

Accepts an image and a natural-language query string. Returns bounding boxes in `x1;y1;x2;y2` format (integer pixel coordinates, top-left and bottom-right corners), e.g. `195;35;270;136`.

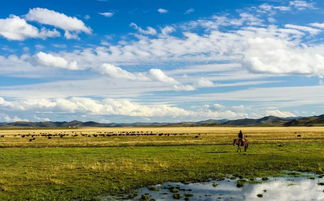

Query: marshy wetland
0;127;324;200
105;172;324;201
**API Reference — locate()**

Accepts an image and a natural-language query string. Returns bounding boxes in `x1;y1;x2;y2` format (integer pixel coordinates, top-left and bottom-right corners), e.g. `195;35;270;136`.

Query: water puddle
102;172;324;201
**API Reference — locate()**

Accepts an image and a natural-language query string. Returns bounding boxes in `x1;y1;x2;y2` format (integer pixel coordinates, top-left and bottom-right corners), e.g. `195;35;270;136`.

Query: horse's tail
233;139;237;146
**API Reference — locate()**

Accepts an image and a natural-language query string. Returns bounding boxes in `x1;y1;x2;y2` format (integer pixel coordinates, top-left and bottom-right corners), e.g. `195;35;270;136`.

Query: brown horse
233;138;248;152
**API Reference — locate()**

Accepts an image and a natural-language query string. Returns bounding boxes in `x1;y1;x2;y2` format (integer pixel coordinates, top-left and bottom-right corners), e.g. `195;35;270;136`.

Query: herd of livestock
0;131;202;142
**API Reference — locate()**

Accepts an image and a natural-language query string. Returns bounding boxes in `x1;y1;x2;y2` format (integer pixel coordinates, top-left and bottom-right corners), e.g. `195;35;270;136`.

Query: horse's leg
244;144;248;152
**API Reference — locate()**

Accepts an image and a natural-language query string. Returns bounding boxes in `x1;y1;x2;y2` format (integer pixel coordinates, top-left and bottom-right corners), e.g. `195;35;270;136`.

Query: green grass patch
0;143;323;200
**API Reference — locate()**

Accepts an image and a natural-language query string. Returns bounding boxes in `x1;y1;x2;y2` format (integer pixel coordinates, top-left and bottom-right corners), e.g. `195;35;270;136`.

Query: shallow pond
103;172;324;201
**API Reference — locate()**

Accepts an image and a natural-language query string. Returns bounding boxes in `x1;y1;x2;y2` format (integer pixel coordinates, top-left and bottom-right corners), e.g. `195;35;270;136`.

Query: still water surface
103;173;324;201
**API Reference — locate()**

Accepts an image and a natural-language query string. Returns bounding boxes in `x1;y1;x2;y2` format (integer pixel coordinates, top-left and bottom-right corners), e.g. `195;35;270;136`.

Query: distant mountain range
1;114;324;128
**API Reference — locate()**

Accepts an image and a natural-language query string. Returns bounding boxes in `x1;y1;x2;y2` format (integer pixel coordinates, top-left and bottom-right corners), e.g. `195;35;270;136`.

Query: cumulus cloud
26;8;91;39
35;52;80;70
157;8;168;14
148;69;179;84
31;56;192;91
1;0;323;93
0;96;192;117
95;64;194;90
130;23;157;35
0;96;257;121
148;69;195;91
160;26;175;36
8;0;314;78
0;15;59;40
99;12;114;17
0;113;28;122
242;37;324;75
96;63;149;80
5;0;324;78
265;109;295;118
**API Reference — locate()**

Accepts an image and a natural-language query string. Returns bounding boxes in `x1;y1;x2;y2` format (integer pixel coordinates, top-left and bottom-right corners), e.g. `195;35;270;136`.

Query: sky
1;0;324;123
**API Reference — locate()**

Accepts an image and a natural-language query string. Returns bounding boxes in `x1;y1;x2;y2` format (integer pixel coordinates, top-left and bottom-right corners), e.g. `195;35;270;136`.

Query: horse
233;138;248;152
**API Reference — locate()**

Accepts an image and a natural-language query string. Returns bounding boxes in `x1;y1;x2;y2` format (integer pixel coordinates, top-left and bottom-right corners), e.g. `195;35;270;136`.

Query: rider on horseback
234;130;248;152
233;130;249;152
238;130;245;142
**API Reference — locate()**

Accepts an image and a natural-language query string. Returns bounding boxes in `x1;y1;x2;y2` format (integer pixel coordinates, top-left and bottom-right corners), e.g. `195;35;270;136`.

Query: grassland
0;127;323;200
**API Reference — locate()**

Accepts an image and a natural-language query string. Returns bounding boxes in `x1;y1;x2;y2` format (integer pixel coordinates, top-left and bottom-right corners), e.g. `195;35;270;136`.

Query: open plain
0;127;324;200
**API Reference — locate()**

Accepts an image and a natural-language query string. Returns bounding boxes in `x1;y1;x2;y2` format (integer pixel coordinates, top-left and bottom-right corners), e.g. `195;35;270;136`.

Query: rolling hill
1;115;321;128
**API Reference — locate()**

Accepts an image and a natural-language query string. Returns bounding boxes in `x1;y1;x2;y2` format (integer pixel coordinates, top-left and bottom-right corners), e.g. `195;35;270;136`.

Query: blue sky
1;0;324;122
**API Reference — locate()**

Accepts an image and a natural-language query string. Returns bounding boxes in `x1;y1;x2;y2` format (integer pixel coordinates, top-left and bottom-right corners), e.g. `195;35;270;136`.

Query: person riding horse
233;130;248;152
238;130;244;142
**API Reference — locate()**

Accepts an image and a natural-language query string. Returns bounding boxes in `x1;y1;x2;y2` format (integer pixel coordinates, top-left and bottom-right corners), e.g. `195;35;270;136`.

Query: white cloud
289;0;314;10
0;15;59;40
173;84;195;91
196;78;215;87
157;8;168;14
309;22;324;29
244;178;324;201
4;1;324;78
148;69;179;84
26;8;91;39
99;12;114;18
0;96;254;121
242;37;324;75
0;0;323;122
96;64;194;91
130;23;157;35
265;109;295;118
64;31;80;40
0;96;193;117
96;63;149;80
0;113;28;122
160;26;175;36
231;105;246;112
284;24;320;35
148;69;195;90
184;8;195;15
0;97;13;108
9;1;309;76
93;62;195;90
259;4;291;12
35;52;80;70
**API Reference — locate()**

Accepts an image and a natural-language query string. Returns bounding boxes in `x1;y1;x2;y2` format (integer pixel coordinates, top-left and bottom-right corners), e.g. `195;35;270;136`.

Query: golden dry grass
0;126;323;147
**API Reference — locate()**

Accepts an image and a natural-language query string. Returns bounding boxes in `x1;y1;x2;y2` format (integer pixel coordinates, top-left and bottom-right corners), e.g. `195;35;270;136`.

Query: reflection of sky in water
244;177;324;201
105;175;324;201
